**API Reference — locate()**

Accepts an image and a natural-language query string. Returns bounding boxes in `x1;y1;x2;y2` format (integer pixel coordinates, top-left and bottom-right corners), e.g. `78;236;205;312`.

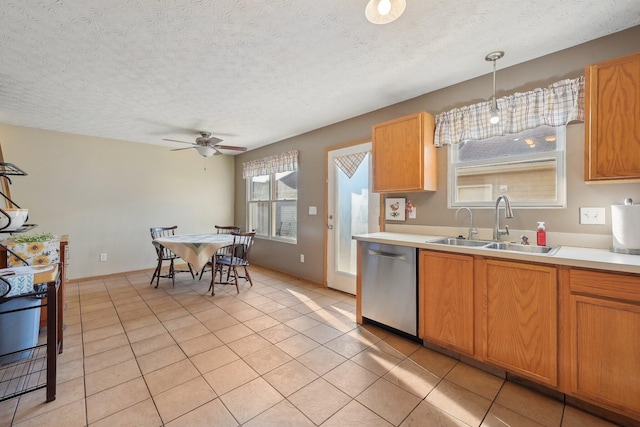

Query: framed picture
385;197;406;221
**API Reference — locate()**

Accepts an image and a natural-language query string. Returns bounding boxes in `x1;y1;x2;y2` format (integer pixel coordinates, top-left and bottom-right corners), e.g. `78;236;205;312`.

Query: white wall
0;124;235;280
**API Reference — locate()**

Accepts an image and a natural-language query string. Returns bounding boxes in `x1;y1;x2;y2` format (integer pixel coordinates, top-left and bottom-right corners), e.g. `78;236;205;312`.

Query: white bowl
0;208;29;230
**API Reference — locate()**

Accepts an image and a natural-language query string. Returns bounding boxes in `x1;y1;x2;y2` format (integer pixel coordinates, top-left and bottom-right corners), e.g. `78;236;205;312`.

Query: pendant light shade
485;51;504;125
365;0;406;24
195;146;215;157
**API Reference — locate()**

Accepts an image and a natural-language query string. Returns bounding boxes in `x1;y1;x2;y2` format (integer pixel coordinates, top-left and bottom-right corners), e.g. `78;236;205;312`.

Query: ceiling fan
163;132;247;157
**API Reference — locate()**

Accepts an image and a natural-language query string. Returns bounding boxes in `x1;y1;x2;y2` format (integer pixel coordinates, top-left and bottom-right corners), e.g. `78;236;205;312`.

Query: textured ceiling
1;0;639;153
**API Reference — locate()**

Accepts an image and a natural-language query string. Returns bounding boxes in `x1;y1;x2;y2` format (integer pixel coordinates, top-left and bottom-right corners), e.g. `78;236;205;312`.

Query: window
449;126;566;208
247;170;298;242
243;150;298;242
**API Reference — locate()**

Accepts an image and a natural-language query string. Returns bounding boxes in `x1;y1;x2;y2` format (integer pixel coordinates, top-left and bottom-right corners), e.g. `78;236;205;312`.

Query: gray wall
235;25;640;285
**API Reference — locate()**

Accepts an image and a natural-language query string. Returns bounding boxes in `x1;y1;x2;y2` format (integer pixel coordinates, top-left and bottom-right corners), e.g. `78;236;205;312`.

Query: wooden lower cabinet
414;251;639;421
419;250;474;355
565;268;640;419
477;259;558;387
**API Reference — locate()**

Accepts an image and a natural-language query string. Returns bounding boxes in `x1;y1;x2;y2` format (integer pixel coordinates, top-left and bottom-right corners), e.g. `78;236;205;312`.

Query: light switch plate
308;206;317;215
580;207;605;225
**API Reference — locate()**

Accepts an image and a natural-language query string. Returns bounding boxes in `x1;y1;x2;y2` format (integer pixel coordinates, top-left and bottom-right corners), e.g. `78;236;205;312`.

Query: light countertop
353;232;640;275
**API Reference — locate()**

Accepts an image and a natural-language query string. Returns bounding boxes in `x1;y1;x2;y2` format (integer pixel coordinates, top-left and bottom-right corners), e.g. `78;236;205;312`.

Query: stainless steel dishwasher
361;242;420;340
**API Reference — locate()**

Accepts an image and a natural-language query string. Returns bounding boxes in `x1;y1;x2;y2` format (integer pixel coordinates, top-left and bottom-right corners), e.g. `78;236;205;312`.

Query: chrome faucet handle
520;235;529;245
497;225;510;237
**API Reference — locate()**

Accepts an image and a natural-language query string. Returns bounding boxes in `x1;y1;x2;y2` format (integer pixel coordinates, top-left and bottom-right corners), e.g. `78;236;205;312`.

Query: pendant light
485;51;504;124
365;0;406;24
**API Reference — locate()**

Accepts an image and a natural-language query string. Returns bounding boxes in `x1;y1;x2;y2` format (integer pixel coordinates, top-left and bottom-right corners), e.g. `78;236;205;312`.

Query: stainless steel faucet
455;207;478;240
493;195;514;241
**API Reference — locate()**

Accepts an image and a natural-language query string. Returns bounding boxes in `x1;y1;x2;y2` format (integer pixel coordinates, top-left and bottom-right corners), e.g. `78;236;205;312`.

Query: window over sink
448;125;566;208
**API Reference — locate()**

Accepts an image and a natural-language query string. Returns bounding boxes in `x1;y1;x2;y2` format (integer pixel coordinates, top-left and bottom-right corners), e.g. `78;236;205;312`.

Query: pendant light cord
492;59;497;110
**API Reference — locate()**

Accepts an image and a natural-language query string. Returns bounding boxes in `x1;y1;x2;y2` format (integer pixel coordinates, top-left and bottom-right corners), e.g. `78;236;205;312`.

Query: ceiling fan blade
163;138;195;145
214;145;247;152
170;147;197;151
204;136;223;145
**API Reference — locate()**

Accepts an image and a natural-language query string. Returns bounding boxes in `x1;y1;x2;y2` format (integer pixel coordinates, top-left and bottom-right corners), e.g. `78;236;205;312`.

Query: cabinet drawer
569;269;640;303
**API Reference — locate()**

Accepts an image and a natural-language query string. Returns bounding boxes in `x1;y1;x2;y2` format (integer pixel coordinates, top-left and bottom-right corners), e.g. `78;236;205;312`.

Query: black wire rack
0;278;60;403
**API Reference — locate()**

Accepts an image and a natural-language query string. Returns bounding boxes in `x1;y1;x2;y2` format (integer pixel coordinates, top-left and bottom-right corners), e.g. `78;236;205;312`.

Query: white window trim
448;126;566;209
246;172;298;244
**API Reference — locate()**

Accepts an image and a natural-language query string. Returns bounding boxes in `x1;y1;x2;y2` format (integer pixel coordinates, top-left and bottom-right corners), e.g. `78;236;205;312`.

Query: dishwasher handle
367;249;407;260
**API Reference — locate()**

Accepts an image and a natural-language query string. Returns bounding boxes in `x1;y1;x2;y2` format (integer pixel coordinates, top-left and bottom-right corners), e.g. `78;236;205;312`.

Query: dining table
152;233;234;295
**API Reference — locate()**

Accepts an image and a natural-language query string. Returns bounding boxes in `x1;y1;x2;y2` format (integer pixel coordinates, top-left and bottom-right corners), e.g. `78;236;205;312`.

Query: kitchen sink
428;237;493;247
428;237;560;255
485;242;560;255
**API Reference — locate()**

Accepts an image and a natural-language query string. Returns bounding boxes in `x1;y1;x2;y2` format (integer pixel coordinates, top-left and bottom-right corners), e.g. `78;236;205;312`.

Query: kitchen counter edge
353;232;640;275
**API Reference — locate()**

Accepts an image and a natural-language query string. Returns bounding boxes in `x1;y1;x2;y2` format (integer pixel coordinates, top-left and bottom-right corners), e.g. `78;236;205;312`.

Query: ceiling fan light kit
485;50;504;125
195;145;216;157
365;0;406;24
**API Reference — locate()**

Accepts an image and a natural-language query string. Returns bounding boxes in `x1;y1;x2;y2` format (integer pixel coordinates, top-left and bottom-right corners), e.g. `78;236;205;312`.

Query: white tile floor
0;266;624;426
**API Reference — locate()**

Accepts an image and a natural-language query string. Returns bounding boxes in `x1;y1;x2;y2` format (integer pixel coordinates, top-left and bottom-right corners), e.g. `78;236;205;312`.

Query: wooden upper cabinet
372;112;437;192
585;51;640;182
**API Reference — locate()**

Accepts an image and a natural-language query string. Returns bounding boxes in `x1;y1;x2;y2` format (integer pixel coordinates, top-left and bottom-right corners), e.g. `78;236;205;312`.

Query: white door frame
325;139;379;294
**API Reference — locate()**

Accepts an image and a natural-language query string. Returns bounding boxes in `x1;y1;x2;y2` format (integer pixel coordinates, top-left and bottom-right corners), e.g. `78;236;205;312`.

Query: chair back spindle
149;225;194;287
198;225;241;280
215;231;255;293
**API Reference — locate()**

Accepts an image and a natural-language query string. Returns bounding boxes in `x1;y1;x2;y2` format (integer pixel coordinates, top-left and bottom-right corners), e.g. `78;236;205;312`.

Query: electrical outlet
580;207;605;225
100;253;107;262
300;254;304;263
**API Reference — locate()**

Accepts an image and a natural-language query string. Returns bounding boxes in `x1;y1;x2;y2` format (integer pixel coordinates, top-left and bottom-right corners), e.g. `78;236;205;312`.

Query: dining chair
213;231;255;294
150;226;195;288
198;225;240;280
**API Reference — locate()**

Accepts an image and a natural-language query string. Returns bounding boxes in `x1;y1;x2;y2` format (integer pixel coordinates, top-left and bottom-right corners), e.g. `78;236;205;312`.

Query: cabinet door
420;250;474;355
567;269;640;418
480;259;558;386
372;112;436;192
585;51;640;182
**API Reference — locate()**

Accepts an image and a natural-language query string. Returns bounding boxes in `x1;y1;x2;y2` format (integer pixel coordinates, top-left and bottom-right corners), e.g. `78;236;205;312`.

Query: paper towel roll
611;204;640;249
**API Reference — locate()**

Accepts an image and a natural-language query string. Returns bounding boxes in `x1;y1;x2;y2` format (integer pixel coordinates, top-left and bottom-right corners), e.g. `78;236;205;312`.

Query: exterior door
327;142;379;294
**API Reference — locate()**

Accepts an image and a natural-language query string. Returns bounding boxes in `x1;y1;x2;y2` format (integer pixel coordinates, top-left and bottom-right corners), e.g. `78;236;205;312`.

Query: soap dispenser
537;222;546;246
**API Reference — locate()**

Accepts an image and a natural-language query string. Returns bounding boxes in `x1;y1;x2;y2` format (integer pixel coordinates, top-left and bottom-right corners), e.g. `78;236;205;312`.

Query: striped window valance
242;150;298;179
434;76;584;146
